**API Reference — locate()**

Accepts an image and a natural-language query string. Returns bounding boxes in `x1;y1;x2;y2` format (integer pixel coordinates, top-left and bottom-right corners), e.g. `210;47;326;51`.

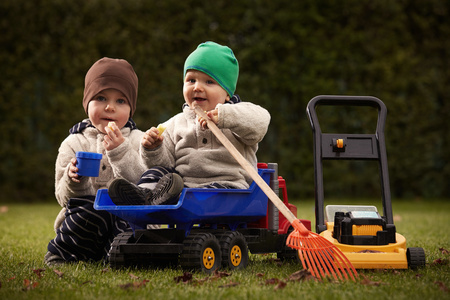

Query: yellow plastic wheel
219;231;249;270
230;245;242;267
202;247;216;270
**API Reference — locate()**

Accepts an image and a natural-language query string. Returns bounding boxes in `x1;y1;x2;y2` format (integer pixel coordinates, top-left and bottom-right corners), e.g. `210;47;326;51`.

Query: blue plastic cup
76;151;103;177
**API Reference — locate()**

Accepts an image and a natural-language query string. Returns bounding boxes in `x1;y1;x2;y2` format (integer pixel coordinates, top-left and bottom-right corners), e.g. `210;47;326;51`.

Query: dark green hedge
1;0;448;202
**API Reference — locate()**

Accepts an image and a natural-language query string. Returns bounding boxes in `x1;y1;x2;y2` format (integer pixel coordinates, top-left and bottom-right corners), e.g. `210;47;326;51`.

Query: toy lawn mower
306;95;426;269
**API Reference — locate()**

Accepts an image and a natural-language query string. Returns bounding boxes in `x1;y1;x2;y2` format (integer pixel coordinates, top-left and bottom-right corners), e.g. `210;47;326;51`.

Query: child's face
87;88;131;134
183;70;230;112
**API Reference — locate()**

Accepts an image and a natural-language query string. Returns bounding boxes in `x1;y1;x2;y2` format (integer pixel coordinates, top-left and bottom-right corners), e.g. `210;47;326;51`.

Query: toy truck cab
94;163;310;273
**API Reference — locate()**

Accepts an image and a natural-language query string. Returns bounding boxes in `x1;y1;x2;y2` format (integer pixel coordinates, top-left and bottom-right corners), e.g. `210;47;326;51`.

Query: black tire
277;227;301;263
218;231;249;270
179;232;221;274
407;247;426;269
109;231;179;269
109;231;134;269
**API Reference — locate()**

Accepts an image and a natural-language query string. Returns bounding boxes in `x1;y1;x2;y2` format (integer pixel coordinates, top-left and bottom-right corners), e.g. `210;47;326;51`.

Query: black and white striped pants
47;196;130;262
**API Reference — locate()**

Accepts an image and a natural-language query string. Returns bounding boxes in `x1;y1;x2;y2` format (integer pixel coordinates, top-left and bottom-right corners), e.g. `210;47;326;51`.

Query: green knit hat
184;41;239;98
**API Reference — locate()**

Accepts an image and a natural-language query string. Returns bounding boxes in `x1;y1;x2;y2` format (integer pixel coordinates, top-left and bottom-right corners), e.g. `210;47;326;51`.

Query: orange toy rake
194;106;357;281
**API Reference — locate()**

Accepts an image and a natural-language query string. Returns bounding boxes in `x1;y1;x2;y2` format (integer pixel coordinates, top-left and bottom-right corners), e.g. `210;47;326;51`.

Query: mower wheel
407;247;426;269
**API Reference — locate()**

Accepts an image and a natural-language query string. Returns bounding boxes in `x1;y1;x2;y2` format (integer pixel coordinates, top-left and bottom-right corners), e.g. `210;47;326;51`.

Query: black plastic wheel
218;231;249;270
277;227;301;263
179;232;221;274
407;247;426;269
109;231;134;269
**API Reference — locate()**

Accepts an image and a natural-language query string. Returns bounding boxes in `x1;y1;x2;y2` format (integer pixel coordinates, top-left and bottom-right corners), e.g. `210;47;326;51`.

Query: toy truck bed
94;168;274;233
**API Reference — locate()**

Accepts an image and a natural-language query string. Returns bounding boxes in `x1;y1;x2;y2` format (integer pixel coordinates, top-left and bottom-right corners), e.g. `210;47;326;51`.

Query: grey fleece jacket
53;125;146;230
141;102;271;189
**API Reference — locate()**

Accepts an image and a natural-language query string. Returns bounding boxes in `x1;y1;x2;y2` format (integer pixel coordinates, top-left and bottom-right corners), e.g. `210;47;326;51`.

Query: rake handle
194;106;298;224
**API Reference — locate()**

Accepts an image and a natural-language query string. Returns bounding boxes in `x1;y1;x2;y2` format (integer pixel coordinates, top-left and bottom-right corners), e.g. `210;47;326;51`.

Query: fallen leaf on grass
435;281;449;293
174;272;193;283
393;214;402;222
265;278;281;285
256;273;265;278
212;270;231;278
53;269;64;278
129;273;140;279
119;279;149;290
288;270;314;282
33;268;45;278
101;268;110;273
274;281;287;290
0;206;8;213
23;279;39;291
431;258;449;266
263;278;287;290
360;274;385;286
439;248;449;255
202;270;231;283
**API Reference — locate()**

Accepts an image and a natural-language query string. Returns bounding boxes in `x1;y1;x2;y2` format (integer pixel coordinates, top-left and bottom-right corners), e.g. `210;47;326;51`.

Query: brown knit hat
83;57;138;116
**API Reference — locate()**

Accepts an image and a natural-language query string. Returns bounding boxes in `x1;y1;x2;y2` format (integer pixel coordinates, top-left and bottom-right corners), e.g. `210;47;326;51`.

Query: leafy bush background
1;0;448;202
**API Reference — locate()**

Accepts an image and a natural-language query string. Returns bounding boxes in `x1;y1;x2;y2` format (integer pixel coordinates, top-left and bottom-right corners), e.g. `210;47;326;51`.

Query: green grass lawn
0;198;449;300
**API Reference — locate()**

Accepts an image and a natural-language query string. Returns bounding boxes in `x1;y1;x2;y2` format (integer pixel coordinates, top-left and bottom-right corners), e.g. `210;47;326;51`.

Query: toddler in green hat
108;42;271;206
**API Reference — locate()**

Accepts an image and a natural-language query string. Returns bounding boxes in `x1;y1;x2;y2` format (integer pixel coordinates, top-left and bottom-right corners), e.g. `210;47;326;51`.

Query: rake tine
315;244;340;280
309;237;341;281
303;240;323;279
320;242;357;281
288;232;328;280
295;236;335;281
331;245;358;280
308;240;332;280
314;237;353;280
300;249;316;278
297;250;307;270
314;235;357;280
313;238;346;280
297;249;308;270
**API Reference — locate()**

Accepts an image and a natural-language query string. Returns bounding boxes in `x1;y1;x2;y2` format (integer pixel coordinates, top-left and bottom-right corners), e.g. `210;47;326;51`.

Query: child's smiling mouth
193;97;206;102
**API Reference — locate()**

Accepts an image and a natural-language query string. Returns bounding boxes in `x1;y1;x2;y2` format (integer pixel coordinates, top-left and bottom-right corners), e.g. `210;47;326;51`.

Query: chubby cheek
183;86;193;107
87;107;103;131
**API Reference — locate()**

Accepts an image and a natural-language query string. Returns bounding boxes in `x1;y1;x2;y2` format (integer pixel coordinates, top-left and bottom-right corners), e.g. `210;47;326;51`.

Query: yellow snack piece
108;121;116;131
157;124;166;136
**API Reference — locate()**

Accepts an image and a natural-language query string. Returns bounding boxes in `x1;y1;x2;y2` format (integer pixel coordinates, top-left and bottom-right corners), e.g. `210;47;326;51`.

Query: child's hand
68;157;81;183
198;109;219;129
103;122;125;151
142;127;164;150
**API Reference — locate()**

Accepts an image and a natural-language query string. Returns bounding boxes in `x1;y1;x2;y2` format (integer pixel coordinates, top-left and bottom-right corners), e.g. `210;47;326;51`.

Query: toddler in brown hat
45;57;147;265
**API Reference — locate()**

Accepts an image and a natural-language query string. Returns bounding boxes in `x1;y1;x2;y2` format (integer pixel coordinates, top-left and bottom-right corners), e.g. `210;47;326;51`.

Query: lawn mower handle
306;95;393;233
306;95;387;136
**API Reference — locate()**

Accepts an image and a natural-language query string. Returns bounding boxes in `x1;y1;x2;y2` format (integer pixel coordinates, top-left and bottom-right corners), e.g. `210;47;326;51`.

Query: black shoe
108;178;152;205
148;173;184;205
44;251;65;266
